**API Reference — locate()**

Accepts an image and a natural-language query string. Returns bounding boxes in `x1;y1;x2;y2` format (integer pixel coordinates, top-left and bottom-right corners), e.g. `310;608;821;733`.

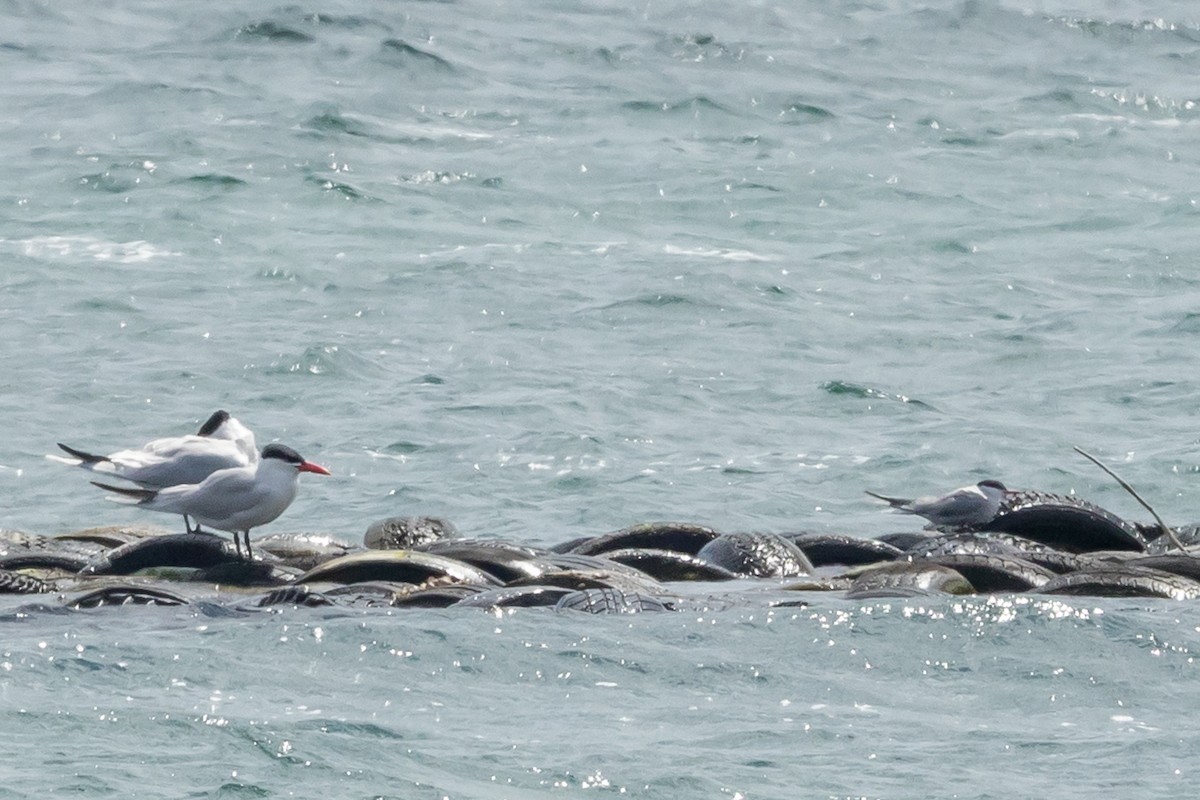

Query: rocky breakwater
4;484;1200;616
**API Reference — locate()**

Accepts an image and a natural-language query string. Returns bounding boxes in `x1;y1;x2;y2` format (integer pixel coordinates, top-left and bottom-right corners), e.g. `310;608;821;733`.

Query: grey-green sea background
4;0;1200;797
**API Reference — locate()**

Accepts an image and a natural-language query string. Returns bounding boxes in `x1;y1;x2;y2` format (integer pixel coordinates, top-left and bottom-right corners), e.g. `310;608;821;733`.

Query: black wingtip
864;490;908;508
197;410;231;437
90;481;156;501
58;443;107;464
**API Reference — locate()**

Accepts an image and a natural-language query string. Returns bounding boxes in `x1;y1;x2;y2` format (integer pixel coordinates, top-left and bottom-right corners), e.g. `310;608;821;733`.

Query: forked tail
56;443;109;464
864;490;913;510
90;481;157;504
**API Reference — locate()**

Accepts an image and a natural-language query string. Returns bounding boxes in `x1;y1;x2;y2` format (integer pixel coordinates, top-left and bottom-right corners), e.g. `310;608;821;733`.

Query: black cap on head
197;410;231;436
977;479;1007;492
262;443;305;465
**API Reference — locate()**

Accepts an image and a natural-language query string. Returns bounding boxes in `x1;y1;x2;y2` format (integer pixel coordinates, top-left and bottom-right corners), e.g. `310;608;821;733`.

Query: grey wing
907;490;982;522
115;439;250;487
148;468;260;521
143;436;247;463
140;452;247;487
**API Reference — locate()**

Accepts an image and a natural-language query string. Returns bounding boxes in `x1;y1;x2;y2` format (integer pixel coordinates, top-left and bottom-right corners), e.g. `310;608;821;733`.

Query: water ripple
821;381;937;411
233;21;315;44
378;39;456;72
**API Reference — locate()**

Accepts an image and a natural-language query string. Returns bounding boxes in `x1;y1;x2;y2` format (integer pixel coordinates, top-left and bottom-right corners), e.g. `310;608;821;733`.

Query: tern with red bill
91;443;331;558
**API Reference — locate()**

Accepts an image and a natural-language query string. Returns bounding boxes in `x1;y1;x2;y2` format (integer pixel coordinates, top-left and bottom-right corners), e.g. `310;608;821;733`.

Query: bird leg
243;531;254;560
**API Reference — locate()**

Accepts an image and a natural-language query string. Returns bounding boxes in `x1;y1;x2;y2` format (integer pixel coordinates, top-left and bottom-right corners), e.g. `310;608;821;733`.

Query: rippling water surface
4;0;1200;796
4;595;1197;798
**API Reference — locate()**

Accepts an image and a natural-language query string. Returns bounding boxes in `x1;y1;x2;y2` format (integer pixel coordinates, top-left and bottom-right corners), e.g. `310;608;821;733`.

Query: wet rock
788;533;904;567
0;569;56;594
1143;524;1200;552
67;583;191;609
696;532;813;578
364;516;457;549
326;581;418;605
779;575;855;592
256;584;335;608
562;522;720;556
78;532;240;576
56;525;168;549
508;566;663;594
903;531;1055;559
1038;565;1200;600
846;562;974;599
452;586;574;609
1128;553;1200;583
297;549;503;587
0;553;91;573
199;560;296;587
604;548;739;581
0;529;42;552
978;489;1147;553
391;582;492;608
921;552;1058;592
555;588;675;614
254;532;356;570
1019;550;1105;575
543;552;668;583
1;531;110;564
419;539;559;584
876;531;938;551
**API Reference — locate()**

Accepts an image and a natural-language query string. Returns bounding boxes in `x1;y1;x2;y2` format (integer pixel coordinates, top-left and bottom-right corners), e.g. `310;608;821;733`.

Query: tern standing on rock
91;443;331;559
50;409;259;535
865;479;1008;527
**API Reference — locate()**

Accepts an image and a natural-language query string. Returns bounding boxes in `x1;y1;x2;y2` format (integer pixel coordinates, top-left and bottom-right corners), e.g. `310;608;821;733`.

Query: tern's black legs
183;517;253;561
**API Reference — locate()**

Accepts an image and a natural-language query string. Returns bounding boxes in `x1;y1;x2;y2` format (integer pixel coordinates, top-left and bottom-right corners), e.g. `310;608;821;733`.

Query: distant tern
91;443;331;558
865;479;1008;527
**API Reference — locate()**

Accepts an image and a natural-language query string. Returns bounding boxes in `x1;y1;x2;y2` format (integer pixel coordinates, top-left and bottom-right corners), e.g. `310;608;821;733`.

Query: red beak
299;461;331;476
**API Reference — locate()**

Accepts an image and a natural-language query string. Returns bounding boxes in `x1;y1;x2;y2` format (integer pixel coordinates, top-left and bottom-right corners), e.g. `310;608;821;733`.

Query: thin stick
1073;446;1187;554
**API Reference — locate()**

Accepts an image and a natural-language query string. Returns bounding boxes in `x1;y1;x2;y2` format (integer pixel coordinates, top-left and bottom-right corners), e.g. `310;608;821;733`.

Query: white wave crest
5;235;180;264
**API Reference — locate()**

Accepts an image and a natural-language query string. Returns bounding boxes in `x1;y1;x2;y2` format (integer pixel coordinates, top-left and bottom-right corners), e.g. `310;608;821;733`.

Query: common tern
49;409;258;488
91;443;331;558
865;479;1008;527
